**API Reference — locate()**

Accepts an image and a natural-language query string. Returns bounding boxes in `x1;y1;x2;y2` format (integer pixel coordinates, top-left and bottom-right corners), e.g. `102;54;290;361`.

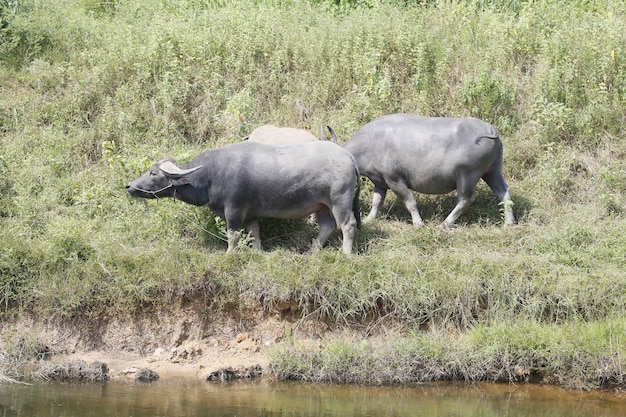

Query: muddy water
1;379;624;417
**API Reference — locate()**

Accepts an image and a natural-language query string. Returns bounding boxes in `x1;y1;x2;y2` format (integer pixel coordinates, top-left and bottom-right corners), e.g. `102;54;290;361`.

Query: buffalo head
126;159;203;199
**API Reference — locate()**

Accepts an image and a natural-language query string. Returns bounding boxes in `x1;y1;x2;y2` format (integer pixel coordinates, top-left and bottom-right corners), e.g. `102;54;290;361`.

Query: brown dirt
3;297;327;382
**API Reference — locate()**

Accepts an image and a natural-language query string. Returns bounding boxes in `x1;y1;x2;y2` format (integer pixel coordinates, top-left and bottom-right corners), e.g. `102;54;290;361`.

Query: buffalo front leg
225;212;245;253
226;229;240;253
227;221;261;252
389;181;424;227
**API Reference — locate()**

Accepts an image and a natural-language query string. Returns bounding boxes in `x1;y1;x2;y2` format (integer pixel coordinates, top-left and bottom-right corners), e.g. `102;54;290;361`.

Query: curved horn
159;161;203;178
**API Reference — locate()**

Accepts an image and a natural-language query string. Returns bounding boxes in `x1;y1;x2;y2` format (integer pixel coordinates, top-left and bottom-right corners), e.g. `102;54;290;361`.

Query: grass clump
270;316;626;390
1;0;626;388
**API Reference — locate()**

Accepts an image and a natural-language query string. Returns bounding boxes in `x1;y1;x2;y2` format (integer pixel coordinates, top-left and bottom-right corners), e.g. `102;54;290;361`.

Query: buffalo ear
158;161;203;178
320;125;338;143
327;126;338;143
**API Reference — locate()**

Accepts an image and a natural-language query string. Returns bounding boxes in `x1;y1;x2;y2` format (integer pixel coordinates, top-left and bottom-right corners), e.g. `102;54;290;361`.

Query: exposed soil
5;299;626;391
3;296;326;382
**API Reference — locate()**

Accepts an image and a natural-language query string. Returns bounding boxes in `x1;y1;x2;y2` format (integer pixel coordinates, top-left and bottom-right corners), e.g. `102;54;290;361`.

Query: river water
1;379;624;417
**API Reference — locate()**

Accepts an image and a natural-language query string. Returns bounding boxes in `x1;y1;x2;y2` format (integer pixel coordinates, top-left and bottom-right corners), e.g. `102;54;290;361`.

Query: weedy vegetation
1;0;625;389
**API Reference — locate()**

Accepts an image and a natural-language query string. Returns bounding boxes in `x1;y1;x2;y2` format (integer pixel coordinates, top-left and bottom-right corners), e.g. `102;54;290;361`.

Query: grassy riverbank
1;0;625;389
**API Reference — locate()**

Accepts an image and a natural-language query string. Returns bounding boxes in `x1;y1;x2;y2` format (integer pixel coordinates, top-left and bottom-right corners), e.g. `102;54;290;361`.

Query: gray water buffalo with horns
244;124;337;144
126;141;361;254
342;113;515;228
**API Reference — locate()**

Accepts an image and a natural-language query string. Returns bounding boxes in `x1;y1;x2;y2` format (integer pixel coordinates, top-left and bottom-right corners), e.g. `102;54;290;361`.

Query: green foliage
270;317;626;388
1;0;626;386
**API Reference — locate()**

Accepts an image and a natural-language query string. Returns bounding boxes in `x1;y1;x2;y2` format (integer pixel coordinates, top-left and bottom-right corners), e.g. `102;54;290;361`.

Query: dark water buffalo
342;113;515;227
243;124;337;144
126;141;361;254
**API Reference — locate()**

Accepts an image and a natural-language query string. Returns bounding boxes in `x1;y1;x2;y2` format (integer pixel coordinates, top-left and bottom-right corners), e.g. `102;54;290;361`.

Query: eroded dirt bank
4;296;626;392
1;297;315;382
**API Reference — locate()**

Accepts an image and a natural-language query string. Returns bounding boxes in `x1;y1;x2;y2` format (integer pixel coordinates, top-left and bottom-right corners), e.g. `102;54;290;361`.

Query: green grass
269;316;626;389
1;0;626;388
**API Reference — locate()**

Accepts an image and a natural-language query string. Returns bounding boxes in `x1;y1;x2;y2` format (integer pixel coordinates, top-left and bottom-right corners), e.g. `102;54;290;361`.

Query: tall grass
1;0;625;387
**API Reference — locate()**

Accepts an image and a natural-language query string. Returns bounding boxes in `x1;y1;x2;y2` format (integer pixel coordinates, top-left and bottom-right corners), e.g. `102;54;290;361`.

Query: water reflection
1;379;624;417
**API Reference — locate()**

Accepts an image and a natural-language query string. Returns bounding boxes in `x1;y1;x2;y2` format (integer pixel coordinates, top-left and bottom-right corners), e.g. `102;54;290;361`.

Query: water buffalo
244;124;337;144
126;141;361;254
342;113;515;227
243;124;338;226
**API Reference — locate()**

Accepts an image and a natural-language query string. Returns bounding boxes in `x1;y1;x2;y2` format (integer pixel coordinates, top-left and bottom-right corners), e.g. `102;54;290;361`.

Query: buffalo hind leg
482;170;515;226
246;218;262;250
340;224;355;255
442;194;475;228
364;186;387;223
331;203;357;255
313;207;337;252
441;176;479;228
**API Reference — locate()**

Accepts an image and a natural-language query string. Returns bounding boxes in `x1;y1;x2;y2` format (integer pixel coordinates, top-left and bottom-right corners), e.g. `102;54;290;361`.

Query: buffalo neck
169;159;213;206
